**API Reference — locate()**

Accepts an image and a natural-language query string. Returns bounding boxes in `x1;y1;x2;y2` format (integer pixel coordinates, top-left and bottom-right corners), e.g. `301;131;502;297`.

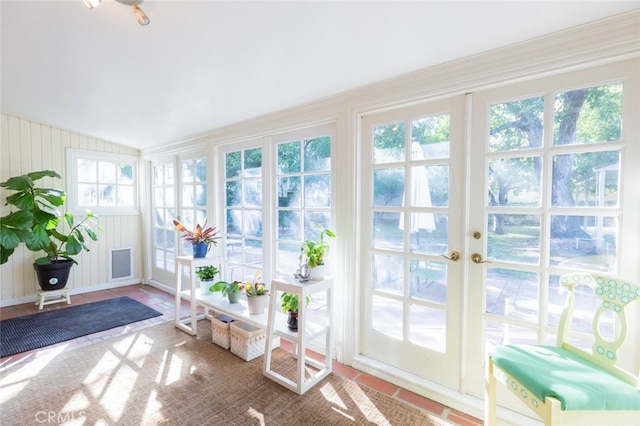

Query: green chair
485;273;640;425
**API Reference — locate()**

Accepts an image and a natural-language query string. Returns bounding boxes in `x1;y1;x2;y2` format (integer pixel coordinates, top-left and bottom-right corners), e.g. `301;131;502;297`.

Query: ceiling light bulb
133;4;150;26
83;0;102;9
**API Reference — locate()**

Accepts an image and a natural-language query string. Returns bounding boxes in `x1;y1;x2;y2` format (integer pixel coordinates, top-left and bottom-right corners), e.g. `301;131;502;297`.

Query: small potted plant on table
173;219;220;258
211;280;242;303
195;265;219;295
281;292;311;331
301;226;336;280
241;271;269;314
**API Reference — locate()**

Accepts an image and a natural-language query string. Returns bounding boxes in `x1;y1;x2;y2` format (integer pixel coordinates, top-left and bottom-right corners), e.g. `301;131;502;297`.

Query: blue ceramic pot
192;242;208;258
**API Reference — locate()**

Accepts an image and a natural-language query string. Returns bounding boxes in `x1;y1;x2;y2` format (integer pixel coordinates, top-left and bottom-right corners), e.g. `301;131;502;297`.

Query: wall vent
109;247;134;281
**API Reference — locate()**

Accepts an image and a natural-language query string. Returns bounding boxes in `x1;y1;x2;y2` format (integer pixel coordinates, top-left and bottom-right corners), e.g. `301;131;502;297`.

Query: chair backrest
557;272;640;387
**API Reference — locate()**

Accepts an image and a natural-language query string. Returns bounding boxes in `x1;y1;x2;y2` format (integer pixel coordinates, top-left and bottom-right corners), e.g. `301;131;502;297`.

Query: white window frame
66;148;140;216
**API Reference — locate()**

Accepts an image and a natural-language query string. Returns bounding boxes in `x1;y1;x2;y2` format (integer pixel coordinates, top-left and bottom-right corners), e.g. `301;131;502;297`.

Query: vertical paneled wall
0;113;142;304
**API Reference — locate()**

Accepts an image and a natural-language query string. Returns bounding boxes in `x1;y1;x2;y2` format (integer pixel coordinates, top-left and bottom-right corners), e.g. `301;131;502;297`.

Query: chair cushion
490;345;640;410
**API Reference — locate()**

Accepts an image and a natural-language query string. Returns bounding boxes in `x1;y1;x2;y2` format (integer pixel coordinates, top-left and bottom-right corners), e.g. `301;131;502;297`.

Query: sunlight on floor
0;344;68;404
347;382;392;426
246;407;265;425
320;382;349;410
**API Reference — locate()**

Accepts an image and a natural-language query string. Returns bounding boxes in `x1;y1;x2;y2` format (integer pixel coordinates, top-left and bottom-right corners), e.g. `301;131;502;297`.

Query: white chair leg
485;359;497;425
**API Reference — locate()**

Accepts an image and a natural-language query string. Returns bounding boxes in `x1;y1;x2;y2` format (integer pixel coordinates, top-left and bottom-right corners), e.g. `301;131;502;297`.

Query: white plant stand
263;277;333;395
174;255;222;335
35;288;71;310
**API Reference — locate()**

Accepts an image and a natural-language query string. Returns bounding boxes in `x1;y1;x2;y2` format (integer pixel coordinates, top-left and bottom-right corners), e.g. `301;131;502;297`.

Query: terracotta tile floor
0;284;483;426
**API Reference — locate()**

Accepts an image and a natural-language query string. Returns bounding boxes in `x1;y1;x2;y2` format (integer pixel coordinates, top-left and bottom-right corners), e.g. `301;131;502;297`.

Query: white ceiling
2;1;639;151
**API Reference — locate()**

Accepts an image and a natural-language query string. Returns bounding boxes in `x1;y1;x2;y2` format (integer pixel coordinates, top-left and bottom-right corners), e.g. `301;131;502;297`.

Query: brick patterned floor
0;284;483;426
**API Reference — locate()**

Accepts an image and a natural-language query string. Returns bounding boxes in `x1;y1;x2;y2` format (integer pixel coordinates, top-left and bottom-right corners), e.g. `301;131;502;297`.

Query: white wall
0;114;143;305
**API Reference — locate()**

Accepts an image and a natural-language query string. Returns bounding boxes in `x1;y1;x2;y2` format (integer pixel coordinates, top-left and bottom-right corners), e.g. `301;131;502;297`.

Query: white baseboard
352;355;541;426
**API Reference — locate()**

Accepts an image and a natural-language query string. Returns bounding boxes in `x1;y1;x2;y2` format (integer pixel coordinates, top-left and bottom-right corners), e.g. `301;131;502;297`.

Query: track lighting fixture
85;0;150;27
133;2;150;26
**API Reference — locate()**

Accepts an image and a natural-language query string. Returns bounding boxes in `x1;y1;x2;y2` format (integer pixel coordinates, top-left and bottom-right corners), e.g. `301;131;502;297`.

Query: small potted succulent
173;219;220;258
195;264;219;295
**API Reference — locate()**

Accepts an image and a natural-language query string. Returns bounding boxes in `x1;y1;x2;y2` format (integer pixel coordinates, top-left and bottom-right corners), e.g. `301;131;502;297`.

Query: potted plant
173;219;220;258
280;292;311;331
0;170;101;291
301;226;336;279
240;271;269;314
195;264;219;295
210;279;242;303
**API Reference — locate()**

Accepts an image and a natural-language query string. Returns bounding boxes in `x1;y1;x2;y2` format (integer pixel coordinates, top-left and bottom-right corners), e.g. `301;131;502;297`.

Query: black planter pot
34;260;74;291
287;311;298;332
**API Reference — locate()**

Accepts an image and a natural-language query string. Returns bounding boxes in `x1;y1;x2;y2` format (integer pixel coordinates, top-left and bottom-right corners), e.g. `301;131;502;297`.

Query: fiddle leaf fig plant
0;170;100;265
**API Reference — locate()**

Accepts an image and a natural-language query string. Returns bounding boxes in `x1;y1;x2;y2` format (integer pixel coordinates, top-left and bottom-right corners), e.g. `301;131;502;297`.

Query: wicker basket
211;314;235;349
230;322;280;361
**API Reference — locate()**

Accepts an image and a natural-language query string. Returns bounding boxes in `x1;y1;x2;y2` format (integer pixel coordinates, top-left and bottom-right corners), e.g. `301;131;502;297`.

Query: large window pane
488;157;541;207
554;83;622;145
373;211;403;251
485;321;538;351
278;176;301;207
78;159;96;181
549;215;617;272
225;151;241;178
372;295;402;339
304;174;330;208
411;114;450;159
244;148;262;177
552;151;619;207
372;253;404;295
485;268;539;323
373;168;404;207
304;136;331;172
409;305;446;353
278;211;301;241
244;179;261;207
487;214;540;264
98;161;116;183
373;122;405;163
409;258;447;305
489;96;544;152
118;164;133;184
409;213;448;255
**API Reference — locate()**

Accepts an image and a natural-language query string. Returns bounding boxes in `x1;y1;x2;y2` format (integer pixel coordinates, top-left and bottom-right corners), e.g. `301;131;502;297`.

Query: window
223;145;264;281
67;149;138;215
276;133;332;277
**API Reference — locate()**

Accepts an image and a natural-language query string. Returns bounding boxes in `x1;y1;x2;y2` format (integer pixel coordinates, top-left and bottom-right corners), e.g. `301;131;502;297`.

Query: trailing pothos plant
0;170;101;265
301;226;336;268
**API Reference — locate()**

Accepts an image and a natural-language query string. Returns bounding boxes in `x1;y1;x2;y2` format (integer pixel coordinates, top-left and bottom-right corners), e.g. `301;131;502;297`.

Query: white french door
358;60;639;408
465;60;640;408
360;96;465;388
217;140;267;283
150;152;209;288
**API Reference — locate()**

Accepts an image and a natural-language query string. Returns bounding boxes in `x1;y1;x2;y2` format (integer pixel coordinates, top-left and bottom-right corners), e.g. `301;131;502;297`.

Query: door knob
441;251;460;262
471;253;490;264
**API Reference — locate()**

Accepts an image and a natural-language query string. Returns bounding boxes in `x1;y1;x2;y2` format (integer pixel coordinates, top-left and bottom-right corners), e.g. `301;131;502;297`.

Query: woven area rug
0;320;441;425
0;296;162;358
